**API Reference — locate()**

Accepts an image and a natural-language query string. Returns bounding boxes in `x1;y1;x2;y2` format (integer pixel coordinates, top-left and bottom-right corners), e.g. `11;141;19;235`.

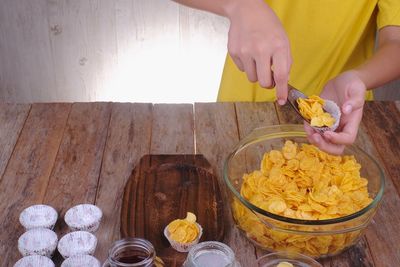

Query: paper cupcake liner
14;255;55;267
61;254;101;267
64;204;102;233
312;100;341;134
164;223;203;252
18;228;58;257
19;204;58;231
57;231;97;259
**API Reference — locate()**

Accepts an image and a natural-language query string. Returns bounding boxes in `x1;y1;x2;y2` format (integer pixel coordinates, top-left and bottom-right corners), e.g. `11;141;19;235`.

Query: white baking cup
18;228;58;257
14;255;55;267
164;223;203;252
64;204;103;233
57;231;98;259
61;254;101;267
19;204;58;230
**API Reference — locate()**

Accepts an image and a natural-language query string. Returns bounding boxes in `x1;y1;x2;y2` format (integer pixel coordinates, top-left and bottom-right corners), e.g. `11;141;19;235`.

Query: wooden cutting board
120;154;225;266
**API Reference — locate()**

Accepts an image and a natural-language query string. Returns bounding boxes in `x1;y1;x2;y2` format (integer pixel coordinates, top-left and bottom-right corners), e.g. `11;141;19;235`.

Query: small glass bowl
257;251;322;267
223;125;385;258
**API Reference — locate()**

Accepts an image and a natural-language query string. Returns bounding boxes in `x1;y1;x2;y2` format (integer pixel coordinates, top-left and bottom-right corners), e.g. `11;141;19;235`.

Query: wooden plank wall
0;0;229;103
0;0;398;102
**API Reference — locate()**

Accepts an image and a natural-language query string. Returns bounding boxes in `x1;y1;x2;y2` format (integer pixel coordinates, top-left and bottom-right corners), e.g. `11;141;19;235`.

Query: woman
173;0;400;154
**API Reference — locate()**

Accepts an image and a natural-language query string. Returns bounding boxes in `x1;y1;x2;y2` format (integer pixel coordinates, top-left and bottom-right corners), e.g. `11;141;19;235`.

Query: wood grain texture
0;103;30;179
94;103;153;261
46;0;118;102
235;102;279;138
151;104;194;154
121;154;224;266
0;103;70;265
0;0;56;102
194;103;259;267
359;102;400;266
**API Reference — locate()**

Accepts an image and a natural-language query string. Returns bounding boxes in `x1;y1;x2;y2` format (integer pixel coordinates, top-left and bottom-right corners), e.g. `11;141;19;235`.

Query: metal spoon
287;84;341;133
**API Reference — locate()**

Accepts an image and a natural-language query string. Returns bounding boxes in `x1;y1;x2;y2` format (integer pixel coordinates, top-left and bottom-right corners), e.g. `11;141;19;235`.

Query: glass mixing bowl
223;125;385;258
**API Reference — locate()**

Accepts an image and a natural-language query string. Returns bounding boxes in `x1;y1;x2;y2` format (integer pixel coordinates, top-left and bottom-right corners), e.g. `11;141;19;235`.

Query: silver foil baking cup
57;231;98;259
14;255;55;267
18;228;58;257
64;204;103;233
19;204;58;230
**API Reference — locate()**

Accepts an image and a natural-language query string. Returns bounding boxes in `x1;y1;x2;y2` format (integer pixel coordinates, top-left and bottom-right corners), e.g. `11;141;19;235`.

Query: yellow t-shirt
218;0;400;102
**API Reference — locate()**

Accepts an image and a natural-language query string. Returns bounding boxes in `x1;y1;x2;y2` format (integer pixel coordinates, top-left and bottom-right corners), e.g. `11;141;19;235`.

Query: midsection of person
218;1;377;102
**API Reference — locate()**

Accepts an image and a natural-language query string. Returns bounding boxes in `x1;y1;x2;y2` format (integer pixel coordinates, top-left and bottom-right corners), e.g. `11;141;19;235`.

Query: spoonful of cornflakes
287;85;341;133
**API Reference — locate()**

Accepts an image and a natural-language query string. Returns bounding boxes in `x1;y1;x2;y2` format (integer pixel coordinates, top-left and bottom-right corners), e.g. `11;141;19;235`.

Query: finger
255;56;273;88
309;133;345;155
342;83;366;115
231;55;245;72
303;121;315;136
242;57;258;83
323;111;362;145
272;50;289;105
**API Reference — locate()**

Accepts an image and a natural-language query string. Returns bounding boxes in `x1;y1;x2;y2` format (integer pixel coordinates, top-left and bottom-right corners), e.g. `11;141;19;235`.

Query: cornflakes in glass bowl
223;125;385;258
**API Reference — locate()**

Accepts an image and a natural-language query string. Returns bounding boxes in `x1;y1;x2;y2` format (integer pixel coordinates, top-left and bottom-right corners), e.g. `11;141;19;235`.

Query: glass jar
183;241;241;267
103;238;160;267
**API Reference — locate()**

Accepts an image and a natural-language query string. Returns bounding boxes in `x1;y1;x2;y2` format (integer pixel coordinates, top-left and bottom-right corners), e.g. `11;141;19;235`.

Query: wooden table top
0;101;399;267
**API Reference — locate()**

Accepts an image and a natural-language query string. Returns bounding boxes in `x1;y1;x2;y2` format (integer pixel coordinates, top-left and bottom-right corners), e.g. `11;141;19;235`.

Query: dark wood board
121;154;224;266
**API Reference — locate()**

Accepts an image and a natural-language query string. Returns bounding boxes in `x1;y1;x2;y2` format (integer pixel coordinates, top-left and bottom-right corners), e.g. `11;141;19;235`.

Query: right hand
225;0;292;104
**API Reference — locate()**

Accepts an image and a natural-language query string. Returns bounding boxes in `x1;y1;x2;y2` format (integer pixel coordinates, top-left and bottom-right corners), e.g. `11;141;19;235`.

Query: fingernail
343;104;352;114
278;99;286;106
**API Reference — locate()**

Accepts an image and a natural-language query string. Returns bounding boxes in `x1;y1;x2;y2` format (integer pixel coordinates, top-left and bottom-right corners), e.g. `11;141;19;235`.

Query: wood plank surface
194;103;259;267
0;103;71;264
151;104;194;154
121;154;224;266
359;102;400;266
0;103;30;179
94;103;153;261
42;103;111;264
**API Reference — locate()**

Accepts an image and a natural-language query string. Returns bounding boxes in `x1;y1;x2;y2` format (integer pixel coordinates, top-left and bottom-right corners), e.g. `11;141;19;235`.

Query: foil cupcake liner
312;100;341;134
164;223;203;252
18;228;58;257
19;204;58;230
57;231;98;259
61;254;101;267
64;204;102;233
14;255;55;267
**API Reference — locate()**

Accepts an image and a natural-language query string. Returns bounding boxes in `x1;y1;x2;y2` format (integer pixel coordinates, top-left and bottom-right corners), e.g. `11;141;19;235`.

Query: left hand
304;70;367;155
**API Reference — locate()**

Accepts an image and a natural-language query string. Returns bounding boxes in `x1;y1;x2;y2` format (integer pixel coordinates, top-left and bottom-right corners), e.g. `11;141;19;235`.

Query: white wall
0;0;229;103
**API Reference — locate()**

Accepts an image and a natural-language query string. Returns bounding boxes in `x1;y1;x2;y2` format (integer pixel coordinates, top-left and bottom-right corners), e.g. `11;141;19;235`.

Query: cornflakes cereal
297;95;335;127
233;141;372;257
167;212;199;243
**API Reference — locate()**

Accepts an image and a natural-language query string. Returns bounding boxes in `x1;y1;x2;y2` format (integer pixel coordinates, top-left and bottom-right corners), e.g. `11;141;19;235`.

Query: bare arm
356;26;400;89
172;0;292;104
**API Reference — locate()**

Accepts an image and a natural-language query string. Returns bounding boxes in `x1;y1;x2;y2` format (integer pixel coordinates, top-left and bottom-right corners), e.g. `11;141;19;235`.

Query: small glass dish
19;204;58;230
64;204;103;233
14;255;55;267
61;255;101;267
257;252;322;267
18;228;58;257
57;231;97;259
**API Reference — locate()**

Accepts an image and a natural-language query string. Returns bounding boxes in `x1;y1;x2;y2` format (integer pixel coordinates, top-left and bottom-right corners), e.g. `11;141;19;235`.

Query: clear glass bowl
223;125;385;258
257;251;322;267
